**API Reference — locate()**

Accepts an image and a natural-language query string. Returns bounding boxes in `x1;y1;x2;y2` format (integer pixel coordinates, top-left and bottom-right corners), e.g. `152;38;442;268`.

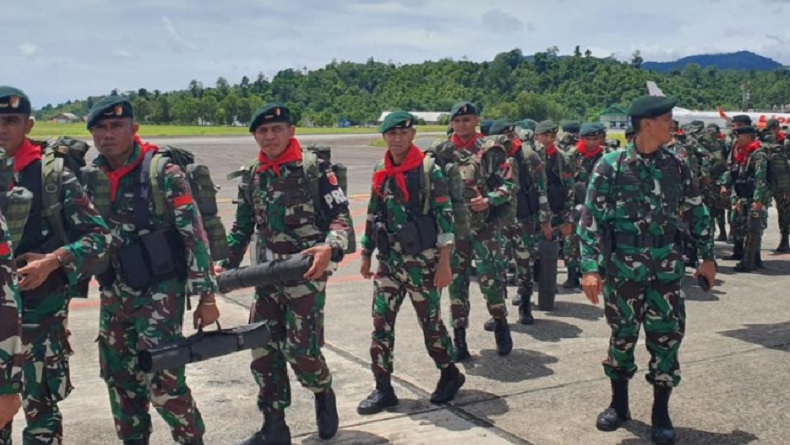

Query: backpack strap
227;160;259;207
40;147;67;243
149;153;169;219
302;151;322;214
134;150;157;231
421;156;435;216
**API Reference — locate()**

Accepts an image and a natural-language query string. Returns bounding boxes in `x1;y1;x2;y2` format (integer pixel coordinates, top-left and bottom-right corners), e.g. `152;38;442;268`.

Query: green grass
29;122;448;139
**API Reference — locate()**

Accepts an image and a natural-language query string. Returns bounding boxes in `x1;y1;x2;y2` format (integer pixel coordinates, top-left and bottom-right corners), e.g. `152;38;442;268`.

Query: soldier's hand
734;201;743;213
581;272;603;305
751;202;763;211
720;186;728;196
541;223;553;240
693;260;716;291
559;223;572;237
470;196;490;212
17;252;61;291
0;393;21;429
213;264;225;275
360;256;373;279
301;244;332;280
434;258;452;290
193;297;220;329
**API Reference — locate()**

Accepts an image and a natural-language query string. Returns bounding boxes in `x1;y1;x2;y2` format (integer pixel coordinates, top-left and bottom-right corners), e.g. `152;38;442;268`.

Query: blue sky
4;0;790;107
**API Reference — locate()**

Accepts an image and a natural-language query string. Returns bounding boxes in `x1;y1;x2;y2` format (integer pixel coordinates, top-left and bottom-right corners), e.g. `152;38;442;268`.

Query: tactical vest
545;153;567;214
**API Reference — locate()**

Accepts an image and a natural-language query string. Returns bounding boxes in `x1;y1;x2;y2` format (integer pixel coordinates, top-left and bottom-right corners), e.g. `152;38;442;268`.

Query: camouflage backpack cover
424;140;471;238
480;135;518;228
760;134;790;193
228;144;356;255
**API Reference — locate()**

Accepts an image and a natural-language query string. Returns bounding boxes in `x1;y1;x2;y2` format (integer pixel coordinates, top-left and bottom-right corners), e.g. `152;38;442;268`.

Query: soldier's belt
615;233;675;248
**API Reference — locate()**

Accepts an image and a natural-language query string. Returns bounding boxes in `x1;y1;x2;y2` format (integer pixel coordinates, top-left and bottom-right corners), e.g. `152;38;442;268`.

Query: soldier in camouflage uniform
445;102;514;357
488;119;551;326
697;124;730;242
558;121;581;153
0;87;112;445
764;119;790;252
719;126;771;272
86;97;218;445
721;115;753;250
356;111;464;415
220;103;352;445
565;123;606;289
0;210;24;443
579;96;715;445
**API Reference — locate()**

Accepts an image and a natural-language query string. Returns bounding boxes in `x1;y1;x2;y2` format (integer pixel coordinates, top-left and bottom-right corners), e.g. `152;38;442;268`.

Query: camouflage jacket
538;147;576;224
510;141;551;224
91;144;217;313
668;137;712;184
578;144;714;275
16;143;112;292
719;146;771;206
360;161;453;257
223;148;352;270
462;138;516;209
572;148;604;187
0;213;22;395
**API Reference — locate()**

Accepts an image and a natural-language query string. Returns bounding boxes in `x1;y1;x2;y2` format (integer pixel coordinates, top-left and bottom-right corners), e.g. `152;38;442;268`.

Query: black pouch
547;184;565;213
374;222;391;256
141;230;178;281
398;220;423;255
415;215;438;250
119;242;151;290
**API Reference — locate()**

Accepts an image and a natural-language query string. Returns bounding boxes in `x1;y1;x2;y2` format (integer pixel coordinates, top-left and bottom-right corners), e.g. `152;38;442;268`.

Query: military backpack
480;135;518;228
765;143;790;193
424;140;471;238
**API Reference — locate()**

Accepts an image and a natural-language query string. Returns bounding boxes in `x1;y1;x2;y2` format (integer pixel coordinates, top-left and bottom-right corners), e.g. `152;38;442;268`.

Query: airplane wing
646;81;665;97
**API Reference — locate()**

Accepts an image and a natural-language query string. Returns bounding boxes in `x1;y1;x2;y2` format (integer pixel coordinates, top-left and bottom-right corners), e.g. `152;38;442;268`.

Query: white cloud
162;15;197;52
18;43;37;58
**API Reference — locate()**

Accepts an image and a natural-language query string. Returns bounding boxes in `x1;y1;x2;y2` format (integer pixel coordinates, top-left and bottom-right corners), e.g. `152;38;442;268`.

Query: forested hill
642;51;783;73
38;48;790;126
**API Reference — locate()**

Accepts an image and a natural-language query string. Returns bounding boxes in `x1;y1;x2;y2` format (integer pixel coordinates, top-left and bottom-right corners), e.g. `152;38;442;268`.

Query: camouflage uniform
696;129;730;240
567;141;604;284
9;139;111;445
579;144;713;387
222;139;352;414
448;137;515;330
92;143;216;444
763;132;790;249
0;211;24;445
360;157;455;377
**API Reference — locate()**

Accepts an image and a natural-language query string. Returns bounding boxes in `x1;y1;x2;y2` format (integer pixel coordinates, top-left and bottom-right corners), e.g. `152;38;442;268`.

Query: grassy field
29;122;448;139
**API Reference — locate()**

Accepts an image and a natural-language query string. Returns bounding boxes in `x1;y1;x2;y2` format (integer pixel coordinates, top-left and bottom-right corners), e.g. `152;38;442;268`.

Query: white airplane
646;81;790;128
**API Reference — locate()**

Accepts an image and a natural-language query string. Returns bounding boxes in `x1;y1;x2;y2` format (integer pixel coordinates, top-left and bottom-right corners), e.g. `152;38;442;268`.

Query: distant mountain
642;51;783;72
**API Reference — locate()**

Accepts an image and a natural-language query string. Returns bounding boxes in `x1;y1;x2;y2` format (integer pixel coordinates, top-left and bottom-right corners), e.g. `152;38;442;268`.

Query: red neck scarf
451;133;481;151
545;144;557;157
734;141;760;166
257;138;302;176
101;137;159;202
576;140;602;159
779;132;786;143
13;139;42;173
509;138;523;157
373;145;425;202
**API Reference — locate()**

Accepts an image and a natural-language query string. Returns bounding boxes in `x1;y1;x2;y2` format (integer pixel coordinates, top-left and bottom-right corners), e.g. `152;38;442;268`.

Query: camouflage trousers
502;219;536;295
730;197;767;249
251;278;332;413
0;293;73;445
449;225;508;329
97;292;204;444
602;247;686;388
773;191;790;233
563;225;580;276
370;245;455;377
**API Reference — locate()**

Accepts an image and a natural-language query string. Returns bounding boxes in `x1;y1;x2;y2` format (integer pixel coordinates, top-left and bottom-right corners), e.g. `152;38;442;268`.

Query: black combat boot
357;374;399;415
454;327;470;361
651;386;676;445
532;259;541;283
756;250;764;269
430;363;466;404
483;317;496;331
315;388;338;439
237;409;291;445
493;318;513;356
518;291;534;325
562;268;580;289
123;437;149;445
776;231;789;253
723;240;743;260
595;380;631;432
716;215;728;241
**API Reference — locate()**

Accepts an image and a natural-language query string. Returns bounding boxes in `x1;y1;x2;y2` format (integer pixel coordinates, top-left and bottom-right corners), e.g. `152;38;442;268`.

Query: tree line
37;47;790;127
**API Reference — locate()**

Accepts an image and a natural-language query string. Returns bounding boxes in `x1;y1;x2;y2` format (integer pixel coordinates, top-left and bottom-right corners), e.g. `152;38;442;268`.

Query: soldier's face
253;123;295;158
646;113;674;145
596;134;606;146
582;135;599;147
451;115;479;139
383;127;415;156
91;118;138;160
0;114;34;155
536;133;556;147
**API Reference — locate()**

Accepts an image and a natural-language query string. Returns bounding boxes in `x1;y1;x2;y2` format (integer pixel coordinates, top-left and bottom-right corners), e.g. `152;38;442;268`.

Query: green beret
86;96;134;129
682;120;705;135
379;110;415;133
249;102;292;131
732;115;752;125
707;123;721;132
479;119;494;136
0;86;31;115
535;120;559;135
488;119;515;136
627;96;678;118
767;119;780;129
733;126;756;135
450;101;478;120
561;121;581;133
580;123;605;137
516;119;538;131
625;126;635;137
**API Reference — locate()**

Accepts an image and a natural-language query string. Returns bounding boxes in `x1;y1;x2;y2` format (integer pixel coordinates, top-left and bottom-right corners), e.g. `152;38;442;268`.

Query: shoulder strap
302;151;322;212
135;150;157;230
149;153;169;218
41;147;67;242
421;156;435;215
